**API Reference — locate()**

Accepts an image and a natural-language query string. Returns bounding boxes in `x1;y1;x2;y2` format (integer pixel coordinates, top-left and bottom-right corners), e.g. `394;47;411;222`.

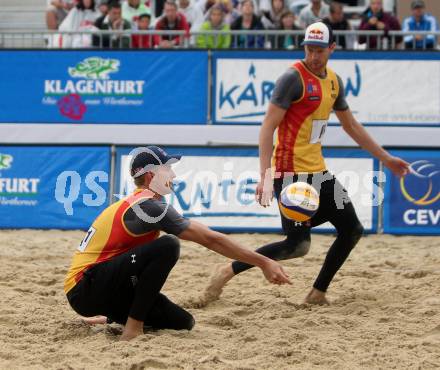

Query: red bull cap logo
302;22;330;46
307;28;325;40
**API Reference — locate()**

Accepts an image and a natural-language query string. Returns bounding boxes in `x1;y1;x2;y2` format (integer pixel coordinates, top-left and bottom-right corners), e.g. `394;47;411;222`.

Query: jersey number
310;120;328;144
78;226;96;252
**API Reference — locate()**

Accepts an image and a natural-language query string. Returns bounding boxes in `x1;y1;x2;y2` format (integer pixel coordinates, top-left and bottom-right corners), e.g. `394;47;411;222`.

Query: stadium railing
0;29;439;50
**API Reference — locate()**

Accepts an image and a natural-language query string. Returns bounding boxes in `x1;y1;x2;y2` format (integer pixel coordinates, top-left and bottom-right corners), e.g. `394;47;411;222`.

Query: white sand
0;230;439;369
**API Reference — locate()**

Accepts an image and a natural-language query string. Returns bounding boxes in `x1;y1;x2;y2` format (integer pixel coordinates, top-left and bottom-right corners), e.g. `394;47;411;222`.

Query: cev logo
400;160;440;206
0;154;13;170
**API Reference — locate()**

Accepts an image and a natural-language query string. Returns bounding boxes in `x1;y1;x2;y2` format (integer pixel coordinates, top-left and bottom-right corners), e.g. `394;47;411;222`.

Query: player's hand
256;180;274;207
261;260;291;285
384;156;410;178
256;172;274;207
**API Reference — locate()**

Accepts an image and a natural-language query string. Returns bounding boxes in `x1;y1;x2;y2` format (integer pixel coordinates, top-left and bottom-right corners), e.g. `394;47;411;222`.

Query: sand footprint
402;270;429;279
422;325;440;338
129;359;169;369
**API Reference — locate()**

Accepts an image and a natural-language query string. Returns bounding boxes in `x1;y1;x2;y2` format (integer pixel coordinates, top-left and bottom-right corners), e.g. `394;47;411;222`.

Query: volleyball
279;182;320;222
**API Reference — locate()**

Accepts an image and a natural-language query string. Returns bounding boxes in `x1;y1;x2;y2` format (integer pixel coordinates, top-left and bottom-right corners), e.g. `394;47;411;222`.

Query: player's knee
352;222;364;243
285;233;310;258
174;311;195;331
339;222;364;247
281;233;311;259
283;238;310;258
160;234;181;262
293;239;311;257
185;315;196;331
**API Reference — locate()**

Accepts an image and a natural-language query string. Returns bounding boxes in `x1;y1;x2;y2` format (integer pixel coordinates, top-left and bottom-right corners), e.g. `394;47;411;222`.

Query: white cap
301;22;333;47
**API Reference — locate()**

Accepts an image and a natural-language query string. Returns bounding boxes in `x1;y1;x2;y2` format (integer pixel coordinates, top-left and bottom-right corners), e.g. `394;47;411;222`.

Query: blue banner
0;51;207;124
383;150;440;235
0;146;110;229
212;51;440;126
115;146;377;233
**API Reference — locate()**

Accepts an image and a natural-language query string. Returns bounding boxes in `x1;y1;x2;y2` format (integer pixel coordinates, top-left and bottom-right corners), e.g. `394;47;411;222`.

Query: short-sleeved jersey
271;61;348;174
64;189;189;294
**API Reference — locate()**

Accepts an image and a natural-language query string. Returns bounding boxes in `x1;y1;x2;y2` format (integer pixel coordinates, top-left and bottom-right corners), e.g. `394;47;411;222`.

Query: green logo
68;57;120;80
0;154;13;170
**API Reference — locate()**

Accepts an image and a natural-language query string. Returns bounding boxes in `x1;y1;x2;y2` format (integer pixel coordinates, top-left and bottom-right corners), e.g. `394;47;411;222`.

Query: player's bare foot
304;288;330;305
203;263;234;303
81;315;107;325
120;317;143;341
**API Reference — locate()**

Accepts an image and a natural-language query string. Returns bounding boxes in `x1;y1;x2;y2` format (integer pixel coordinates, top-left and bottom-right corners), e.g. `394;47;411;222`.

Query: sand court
0;230;439;369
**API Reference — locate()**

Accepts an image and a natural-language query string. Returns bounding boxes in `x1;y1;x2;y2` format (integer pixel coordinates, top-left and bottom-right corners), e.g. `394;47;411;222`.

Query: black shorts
274;171;354;233
66;236;194;330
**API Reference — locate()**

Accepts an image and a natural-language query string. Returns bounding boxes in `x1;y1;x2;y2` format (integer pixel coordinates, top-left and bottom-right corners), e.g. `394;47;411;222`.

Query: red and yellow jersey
273;61;340;174
64;189;160;294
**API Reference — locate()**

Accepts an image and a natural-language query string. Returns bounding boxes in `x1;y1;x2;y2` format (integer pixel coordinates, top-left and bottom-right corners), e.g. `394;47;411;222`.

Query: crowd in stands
45;0;440;49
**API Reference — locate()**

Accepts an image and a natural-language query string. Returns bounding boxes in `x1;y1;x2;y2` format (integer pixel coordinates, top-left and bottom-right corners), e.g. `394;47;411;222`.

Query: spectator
322;1;351;49
197;0;216;15
132;13;153;48
402;0;438;50
219;0;241;25
178;0;205;31
298;0;330;28
122;0;152;28
337;0;357;5
231;0;265;48
272;9;302;49
359;0;402;49
93;2;131;48
154;0;190;48
97;1;109;17
260;0;287;29
196;4;231;48
46;0;76;30
58;0;99;47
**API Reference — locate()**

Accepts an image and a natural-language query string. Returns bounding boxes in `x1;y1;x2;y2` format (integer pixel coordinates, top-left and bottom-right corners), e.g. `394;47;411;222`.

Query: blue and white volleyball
279;182;320;222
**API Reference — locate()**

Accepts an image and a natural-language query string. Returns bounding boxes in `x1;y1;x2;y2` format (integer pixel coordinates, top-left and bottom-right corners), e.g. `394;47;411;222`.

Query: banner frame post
109;144;116;205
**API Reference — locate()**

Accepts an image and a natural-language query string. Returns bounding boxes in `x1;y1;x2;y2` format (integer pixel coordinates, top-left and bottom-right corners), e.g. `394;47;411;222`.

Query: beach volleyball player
64;146;290;341
205;22;409;305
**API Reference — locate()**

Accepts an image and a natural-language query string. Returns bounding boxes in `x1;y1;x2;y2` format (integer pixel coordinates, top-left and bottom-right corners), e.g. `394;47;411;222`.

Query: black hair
108;1;122;10
138;13;151;20
329;1;343;14
76;0;96;10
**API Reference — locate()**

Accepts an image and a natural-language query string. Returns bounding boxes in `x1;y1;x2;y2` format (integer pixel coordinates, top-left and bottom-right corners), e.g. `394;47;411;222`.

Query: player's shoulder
329;70;344;88
136;197;167;215
277;66;302;84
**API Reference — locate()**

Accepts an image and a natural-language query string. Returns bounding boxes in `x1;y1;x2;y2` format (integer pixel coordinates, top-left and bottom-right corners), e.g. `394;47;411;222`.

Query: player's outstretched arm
178;220;291;285
336;109;409;177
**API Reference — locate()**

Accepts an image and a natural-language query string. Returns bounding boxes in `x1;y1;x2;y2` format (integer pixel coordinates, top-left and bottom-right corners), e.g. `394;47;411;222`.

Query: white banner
214;58;440;125
119;153;375;231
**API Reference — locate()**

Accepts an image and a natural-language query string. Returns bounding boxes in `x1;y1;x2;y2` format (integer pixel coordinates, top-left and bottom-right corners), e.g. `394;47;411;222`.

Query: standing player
64;146;290;341
205;22;409;305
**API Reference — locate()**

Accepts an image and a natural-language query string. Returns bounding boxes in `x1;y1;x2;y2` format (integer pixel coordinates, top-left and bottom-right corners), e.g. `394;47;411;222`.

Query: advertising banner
383;150;440;235
213;51;440;126
0;51;208;124
0;146;110;229
115;147;377;232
